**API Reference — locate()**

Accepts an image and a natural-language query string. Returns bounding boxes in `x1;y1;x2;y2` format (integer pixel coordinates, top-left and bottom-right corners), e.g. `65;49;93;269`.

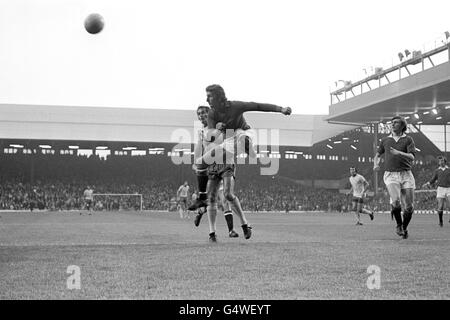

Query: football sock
402;207;413;231
224;210;234;232
197;175;208;200
207;204;217;234
392;205;403;226
438;210;443;224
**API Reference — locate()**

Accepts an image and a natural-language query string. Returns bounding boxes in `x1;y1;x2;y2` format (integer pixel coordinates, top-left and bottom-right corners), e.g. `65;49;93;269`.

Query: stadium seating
0;153;442;212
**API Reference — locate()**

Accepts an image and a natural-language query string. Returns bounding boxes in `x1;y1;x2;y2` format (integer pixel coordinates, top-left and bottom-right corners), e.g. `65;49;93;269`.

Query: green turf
0;211;449;299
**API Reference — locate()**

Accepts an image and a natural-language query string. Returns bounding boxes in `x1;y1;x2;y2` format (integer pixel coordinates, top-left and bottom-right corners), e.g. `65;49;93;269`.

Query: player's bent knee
207;196;217;206
393;200;401;209
224;192;235;202
208;196;217;204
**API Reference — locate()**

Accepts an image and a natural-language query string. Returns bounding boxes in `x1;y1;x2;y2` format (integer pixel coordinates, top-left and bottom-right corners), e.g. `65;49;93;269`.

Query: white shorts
383;170;415;189
219;129;255;155
222;136;235;155
436;186;450;199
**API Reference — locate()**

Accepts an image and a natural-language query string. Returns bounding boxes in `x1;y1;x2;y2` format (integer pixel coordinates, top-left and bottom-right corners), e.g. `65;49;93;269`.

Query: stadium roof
0;103;357;147
327;46;450;126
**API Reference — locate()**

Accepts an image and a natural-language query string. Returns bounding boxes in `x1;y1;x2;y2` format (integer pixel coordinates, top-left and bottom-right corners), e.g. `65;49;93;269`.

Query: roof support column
444;123;447;155
448;42;450;61
30;156;35;184
373;123;379;196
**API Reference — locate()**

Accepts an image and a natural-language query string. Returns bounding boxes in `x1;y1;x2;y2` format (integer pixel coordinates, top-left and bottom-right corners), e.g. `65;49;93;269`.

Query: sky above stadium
1;0;450;115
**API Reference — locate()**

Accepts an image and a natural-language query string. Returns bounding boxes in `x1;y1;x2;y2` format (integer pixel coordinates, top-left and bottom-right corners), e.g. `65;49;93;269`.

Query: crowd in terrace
0;153;444;212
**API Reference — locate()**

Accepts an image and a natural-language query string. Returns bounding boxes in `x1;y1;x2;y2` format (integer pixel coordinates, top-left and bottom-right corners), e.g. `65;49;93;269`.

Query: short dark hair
197;105;210;113
350;166;357;172
206;84;227;104
391;116;407;133
437;155;447;163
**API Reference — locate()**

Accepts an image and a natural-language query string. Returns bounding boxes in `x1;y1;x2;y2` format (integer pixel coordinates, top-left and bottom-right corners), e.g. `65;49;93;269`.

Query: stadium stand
0;148;443;213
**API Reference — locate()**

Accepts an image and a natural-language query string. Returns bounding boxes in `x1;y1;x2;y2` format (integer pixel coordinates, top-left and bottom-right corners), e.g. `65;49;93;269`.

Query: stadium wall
282;179;344;189
0;103;357;147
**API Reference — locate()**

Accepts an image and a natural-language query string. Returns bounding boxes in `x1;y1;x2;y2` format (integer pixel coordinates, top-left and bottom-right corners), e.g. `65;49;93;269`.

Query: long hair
391;116;407;133
205;84;227;105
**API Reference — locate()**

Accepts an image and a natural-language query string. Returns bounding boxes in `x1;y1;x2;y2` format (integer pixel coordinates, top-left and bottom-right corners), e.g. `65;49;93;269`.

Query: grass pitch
0;210;449;299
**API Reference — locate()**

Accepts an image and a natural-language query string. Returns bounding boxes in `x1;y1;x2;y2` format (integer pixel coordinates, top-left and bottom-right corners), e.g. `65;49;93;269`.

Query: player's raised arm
236;101;291;115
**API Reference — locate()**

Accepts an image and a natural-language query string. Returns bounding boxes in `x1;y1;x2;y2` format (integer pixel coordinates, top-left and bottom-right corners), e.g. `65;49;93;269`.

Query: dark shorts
196;163;208;170
179;197;187;205
352;197;364;204
208;163;235;180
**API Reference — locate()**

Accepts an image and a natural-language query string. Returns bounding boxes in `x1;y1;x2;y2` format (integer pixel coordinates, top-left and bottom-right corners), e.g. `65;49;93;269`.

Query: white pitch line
0;238;449;247
0;222;147;226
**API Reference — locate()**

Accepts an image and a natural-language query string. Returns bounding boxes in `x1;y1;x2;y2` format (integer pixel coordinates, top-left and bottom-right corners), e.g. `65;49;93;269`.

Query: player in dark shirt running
374;116;416;239
422;155;450;227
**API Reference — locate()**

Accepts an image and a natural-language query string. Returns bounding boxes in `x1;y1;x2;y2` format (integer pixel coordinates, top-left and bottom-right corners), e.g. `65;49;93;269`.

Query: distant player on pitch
422;155;450;227
374;116;416;239
177;181;190;219
83;185;94;215
347;167;374;225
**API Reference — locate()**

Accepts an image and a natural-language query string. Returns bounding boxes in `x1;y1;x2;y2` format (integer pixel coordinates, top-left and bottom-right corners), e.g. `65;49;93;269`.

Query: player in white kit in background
347;167;374;225
83;185;94;215
177;181;190;219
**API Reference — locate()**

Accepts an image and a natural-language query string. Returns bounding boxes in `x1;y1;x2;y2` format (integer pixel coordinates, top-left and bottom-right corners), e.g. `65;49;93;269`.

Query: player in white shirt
188;106;212;212
177;181;190;219
347;167;374;225
83;185;94;215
